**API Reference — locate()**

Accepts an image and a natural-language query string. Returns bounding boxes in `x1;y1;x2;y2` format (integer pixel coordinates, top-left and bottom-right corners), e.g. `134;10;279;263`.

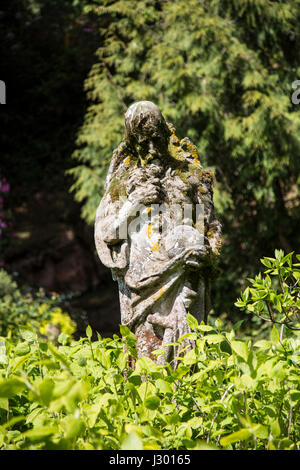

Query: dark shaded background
1;0;120;337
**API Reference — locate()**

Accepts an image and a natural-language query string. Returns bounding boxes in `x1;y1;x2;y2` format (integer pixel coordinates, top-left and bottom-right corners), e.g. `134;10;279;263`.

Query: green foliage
0;270;76;340
0;319;299;450
235;250;300;336
70;0;300;316
0;270;18;298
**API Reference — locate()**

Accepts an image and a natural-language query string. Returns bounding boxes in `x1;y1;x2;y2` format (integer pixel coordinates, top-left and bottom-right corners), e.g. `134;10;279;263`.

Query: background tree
70;0;300;320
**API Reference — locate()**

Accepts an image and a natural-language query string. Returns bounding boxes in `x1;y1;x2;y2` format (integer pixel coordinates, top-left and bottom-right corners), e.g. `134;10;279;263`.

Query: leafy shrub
0;252;299;450
236;250;300;339
0;270;18;297
0;317;299;450
0;270;76;340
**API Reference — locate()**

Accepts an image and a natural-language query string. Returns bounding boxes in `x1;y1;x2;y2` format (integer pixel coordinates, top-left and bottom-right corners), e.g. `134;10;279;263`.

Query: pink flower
1;183;10;193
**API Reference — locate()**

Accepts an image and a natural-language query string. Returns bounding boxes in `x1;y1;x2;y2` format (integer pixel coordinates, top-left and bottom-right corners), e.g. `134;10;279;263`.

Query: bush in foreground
0;269;76;340
0;251;299;450
0;316;299;450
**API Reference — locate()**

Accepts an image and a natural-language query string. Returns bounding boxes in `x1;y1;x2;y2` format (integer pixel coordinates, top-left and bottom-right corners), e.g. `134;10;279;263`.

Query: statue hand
183;248;207;269
128;184;160;205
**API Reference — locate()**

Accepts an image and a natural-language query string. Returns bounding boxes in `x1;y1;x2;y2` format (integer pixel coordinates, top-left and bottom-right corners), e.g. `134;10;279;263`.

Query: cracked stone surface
95;101;222;367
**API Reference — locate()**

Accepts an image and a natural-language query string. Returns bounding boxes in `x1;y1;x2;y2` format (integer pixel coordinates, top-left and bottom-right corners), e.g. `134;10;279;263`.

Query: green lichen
107;169;131;202
198;186;207;194
175;168;189;185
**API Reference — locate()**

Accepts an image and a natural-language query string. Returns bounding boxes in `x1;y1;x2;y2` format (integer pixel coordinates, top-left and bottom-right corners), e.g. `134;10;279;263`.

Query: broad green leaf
271;419;281;438
0;397;8;411
63;415;85;440
234;300;245;308
271;361;287;381
15;342;30;356
233;320;244;330
290;390;300;404
135;356;157;373
270;325;279;344
39;378;55;406
144;395;160;410
128;374;142;386
275;249;284;261
278;439;295;450
58;332;69;345
186;313;198;330
155;379;172;394
197;324;214;332
0;377;26;398
254;340;271;350
22;425;58;441
165;412;180;425
138;381;156;401
240;374;256;390
178;332;198;341
121;430;143;450
220;428;251;446
261;258;272;268
119;324;131;337
205;334;224;344
48;343;70;368
84;402;102;428
86;325;92;339
195;440;219;450
250;424;269;439
230;340;249;361
18;327;37;343
183;349;198;365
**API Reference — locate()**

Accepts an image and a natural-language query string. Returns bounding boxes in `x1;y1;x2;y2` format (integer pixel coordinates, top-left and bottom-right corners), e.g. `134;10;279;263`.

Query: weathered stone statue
95;101;221;366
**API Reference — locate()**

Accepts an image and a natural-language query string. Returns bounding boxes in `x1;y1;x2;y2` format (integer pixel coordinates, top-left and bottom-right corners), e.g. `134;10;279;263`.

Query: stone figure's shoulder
167;123;201;167
166;123;215;194
104;141;138;202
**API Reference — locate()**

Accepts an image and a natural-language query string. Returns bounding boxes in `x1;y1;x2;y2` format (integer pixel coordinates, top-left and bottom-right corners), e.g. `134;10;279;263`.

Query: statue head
124;101;170;159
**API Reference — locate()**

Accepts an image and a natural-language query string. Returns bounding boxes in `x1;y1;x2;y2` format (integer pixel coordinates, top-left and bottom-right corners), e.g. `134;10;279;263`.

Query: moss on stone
107;169;131;202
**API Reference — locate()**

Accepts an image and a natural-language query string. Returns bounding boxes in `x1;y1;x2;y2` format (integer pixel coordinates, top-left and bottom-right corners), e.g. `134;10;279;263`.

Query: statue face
125;101;169;151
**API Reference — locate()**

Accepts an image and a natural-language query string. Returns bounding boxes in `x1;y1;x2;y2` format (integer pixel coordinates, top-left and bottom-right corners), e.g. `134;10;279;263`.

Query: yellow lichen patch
147;223;152;239
181;139;201;166
198;186;207;194
154;286;165;301
170;143;186;162
168;127;186;162
151;241;159;251
124;156;131;165
175;169;189;185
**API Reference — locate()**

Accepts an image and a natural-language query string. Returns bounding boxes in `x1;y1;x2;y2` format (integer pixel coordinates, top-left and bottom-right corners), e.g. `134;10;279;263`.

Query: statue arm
94;194;132;270
205;202;222;257
95;194;139;246
196;180;222;258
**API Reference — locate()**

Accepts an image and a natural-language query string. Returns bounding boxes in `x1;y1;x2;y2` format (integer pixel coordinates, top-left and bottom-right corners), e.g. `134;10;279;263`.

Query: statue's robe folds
95;133;221;365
